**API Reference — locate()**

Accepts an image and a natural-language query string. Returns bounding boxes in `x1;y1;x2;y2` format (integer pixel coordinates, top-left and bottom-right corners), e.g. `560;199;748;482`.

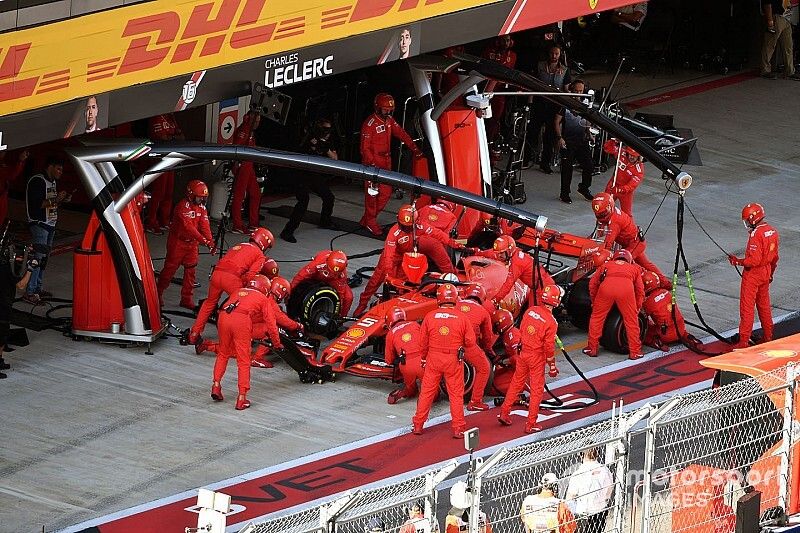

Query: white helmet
450;480;473;510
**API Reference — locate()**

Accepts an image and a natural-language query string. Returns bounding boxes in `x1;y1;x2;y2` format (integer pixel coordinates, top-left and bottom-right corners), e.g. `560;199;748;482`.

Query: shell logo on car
347;328;366;339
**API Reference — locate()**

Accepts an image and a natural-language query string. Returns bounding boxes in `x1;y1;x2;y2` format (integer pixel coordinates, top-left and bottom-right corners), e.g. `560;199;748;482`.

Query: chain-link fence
237;364;798;533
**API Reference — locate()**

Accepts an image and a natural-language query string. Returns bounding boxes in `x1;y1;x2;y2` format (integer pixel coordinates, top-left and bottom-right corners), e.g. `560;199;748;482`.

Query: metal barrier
238;364;798;533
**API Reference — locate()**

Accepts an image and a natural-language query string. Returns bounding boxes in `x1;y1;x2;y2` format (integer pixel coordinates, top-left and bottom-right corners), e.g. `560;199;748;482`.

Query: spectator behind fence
24;156;69;305
565;448;614;533
520;473;577;533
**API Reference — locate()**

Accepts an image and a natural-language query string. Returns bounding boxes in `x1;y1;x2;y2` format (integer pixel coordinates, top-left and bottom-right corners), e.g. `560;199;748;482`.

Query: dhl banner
0;0;496;117
500;0;646;34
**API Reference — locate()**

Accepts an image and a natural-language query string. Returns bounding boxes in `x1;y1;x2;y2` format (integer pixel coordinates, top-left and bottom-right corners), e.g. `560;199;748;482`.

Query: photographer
24;156;69;304
0;241;34;379
279;117;338;243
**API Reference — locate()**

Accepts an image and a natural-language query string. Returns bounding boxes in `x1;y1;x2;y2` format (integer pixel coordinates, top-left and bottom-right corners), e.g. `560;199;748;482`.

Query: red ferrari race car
285;224;645;397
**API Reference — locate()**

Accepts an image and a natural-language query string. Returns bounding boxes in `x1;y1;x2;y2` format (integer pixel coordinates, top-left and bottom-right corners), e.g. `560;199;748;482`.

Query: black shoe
761;72;778;80
0;371;6;379
280;231;297;243
560;195;572;204
577;188;593;201
786;73;800;81
539;165;554;175
0;360;9;370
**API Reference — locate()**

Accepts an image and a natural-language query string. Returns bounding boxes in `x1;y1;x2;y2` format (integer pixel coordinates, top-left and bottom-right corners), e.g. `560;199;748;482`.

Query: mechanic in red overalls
603;139;644;216
260;257;280;280
251;276;302;367
196;276;301;366
592;192;671;288
728;203;779;348
211;275;282;410
641;270;702;351
157;180;215;310
384;307;425;405
458;285;495;411
498;284;561;434
359;94;423;236
290;250;353;316
412;283;477;439
482;35;517;141
231;110;263;233
493;308;522;364
146;113;184;234
491;236;556;308
353;205;463;316
188;227;273;344
583;249;645;360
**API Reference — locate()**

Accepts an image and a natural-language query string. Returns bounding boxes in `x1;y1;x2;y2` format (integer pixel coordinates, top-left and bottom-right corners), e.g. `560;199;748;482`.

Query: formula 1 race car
287;226;646;395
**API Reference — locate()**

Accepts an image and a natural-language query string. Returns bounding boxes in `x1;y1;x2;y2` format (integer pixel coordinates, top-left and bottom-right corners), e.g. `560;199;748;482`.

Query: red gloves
728;255;743;266
547;359;559;378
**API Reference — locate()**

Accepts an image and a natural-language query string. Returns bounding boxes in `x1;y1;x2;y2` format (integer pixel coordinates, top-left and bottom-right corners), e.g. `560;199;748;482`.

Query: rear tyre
566;277;592;330
600;307;647;354
287;282;341;335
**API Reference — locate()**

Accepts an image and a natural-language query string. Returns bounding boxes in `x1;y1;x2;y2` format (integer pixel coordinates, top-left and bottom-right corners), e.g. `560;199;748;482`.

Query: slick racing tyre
566;276;592;330
287;282;341;335
439;362;495;401
600;307;647;354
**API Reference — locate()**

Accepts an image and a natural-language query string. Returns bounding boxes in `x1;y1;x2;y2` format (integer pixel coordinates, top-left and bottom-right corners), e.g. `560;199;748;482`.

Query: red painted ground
626;72;757;110
82;342;721;532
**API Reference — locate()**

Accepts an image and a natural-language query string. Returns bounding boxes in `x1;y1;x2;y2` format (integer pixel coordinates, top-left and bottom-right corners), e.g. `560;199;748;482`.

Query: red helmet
642;270;661;293
397;204;417;228
436;199;457;213
465;284;486;303
326;250;348;274
246;274;271;295
492;309;514;334
250;227;274;251
592;193;615;222
540;284;563;307
437;283;459;306
385;306;406;328
261;257;279;278
270;276;291;302
481;212;495;227
374;93;395;116
493;235;516;260
591;249;613;269
742;203;765;227
614;249;634;263
187;179;209;204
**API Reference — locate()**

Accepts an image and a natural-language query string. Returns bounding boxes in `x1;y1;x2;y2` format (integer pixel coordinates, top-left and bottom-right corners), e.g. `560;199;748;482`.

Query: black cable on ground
539;339;599;411
671;193;731;351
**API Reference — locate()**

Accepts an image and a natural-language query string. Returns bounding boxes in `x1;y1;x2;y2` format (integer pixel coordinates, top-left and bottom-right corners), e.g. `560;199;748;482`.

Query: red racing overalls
737;222;779;348
385;320;425;401
214;288;282;395
157;198;212;307
643;288;689;346
495;250;556;307
412;306;476;434
604;142;644;216
359;113;420;231
231;117;261;231
146;114;182;230
191;242;266;339
456;299;494;404
587;259;645;358
291;251;354;316
603;207;670;288
498;305;557;428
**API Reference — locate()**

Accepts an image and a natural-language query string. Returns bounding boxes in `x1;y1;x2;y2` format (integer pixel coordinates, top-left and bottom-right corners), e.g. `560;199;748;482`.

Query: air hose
540;335;599;411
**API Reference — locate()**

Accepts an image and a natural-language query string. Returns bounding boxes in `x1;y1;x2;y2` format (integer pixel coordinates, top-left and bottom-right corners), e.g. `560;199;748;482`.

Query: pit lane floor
1;70;799;532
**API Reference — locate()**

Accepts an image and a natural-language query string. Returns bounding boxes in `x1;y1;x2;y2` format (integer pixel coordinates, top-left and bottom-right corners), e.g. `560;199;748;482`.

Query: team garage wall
0;0;640;151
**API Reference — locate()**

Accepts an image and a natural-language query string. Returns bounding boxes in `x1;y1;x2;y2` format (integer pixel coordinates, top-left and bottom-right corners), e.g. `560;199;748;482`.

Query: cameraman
279;117;338;243
0;244;34;379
